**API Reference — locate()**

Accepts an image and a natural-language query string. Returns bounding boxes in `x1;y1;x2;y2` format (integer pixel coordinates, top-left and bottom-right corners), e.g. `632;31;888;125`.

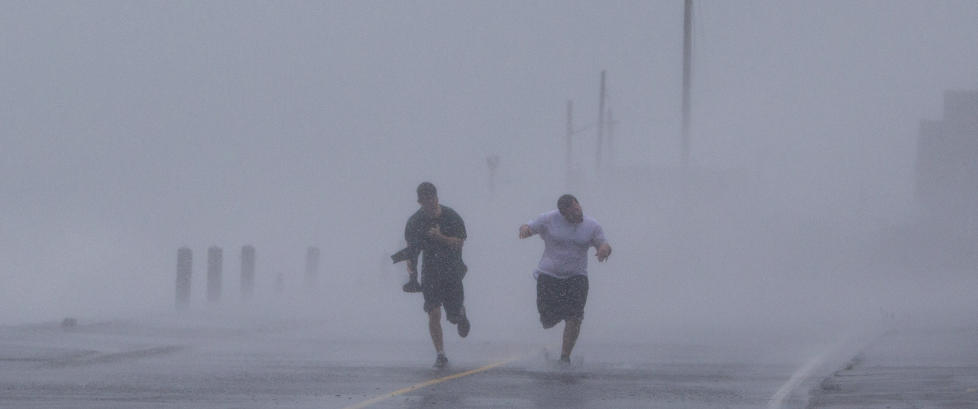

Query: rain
1;1;977;408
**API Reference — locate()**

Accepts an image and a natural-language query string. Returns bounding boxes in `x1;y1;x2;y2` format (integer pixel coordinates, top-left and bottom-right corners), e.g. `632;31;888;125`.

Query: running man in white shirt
519;194;611;364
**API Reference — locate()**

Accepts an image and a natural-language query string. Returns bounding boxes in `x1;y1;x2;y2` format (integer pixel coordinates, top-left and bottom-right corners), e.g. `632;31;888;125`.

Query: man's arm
596;242;612;262
427;209;467;250
520;213;547;239
402;216;421;269
593;223;610;262
404;212;419;278
427;225;464;249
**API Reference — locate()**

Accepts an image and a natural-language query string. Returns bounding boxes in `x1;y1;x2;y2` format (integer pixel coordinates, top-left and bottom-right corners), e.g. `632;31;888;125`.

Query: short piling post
207;246;223;303
176;247;192;310
241;245;255;300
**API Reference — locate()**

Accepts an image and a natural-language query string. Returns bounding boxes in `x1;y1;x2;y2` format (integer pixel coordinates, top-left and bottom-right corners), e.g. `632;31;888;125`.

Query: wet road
808;327;978;409
0;317;856;409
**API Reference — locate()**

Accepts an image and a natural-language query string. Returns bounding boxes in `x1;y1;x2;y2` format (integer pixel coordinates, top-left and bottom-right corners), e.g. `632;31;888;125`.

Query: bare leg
428;307;444;355
561;318;581;360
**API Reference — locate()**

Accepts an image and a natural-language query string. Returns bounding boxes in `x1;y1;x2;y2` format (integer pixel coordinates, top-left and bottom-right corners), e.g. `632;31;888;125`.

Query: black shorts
422;272;465;323
536;274;588;328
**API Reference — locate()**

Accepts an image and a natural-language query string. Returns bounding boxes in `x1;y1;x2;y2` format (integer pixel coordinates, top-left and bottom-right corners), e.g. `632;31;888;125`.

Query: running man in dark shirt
398;182;470;368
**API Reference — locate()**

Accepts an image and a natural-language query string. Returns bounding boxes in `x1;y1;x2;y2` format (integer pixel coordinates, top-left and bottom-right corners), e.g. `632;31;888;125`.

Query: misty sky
1;1;976;327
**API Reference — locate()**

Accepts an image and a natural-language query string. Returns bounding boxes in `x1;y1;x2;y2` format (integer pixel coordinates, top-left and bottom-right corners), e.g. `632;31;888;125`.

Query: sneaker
433;354;448;369
559;355;571;365
457;314;470;338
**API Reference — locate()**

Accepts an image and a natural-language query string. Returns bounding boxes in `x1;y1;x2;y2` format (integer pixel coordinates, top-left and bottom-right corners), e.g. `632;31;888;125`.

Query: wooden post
176;247;192;310
241;245;255;300
207;246;223;303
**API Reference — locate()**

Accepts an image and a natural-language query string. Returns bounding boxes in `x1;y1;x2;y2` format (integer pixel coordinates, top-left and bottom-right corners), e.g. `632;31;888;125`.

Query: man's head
417;182;439;216
557;194;583;224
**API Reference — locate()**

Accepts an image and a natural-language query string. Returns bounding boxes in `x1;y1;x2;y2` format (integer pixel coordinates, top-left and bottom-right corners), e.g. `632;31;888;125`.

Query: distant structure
207;246;223;303
275;272;285;294
175;247;192;310
240;245;255;300
915;90;978;236
305;247;320;290
486;155;500;196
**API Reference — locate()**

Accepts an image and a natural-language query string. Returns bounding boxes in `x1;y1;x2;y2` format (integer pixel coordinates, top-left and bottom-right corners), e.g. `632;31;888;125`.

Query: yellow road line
341;355;523;409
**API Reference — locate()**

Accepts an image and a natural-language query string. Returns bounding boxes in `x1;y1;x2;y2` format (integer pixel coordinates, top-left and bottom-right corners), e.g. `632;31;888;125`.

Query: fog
1;1;977;350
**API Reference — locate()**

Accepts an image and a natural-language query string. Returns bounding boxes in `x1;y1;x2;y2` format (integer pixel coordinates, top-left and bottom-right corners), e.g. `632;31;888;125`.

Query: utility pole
607;109;615;169
681;0;693;168
596;70;607;171
566;99;574;189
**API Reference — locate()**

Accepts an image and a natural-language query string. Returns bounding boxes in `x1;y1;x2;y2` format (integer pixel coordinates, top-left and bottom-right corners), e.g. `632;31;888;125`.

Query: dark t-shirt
404;205;467;278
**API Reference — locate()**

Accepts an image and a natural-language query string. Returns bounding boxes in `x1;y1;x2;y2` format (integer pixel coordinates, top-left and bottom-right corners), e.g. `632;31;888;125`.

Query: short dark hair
417;182;437;199
557;194;578;211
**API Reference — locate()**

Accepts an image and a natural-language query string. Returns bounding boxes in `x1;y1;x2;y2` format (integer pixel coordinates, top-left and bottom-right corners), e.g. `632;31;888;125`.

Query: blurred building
915;90;978;237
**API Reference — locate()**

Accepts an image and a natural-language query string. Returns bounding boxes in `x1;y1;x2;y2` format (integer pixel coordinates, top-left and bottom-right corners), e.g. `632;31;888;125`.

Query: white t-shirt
527;210;607;279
